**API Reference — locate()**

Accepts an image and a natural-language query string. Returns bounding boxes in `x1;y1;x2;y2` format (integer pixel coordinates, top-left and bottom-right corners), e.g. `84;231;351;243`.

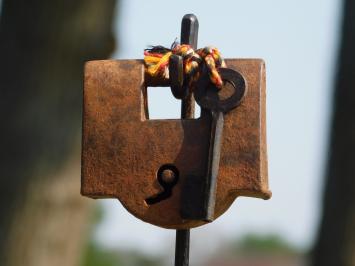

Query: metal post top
181;14;199;50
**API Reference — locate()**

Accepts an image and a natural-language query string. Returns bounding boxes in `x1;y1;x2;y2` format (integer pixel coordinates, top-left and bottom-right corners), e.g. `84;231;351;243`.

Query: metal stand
175;229;190;266
174;13;199;266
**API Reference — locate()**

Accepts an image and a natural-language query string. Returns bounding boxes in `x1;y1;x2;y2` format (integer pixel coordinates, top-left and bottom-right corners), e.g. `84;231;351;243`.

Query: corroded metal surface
81;59;271;229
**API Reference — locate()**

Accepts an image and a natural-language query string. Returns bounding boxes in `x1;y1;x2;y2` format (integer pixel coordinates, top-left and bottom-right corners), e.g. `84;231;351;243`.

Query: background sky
93;0;342;261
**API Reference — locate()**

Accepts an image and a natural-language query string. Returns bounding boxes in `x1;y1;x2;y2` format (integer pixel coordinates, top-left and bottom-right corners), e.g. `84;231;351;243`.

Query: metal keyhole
145;164;179;205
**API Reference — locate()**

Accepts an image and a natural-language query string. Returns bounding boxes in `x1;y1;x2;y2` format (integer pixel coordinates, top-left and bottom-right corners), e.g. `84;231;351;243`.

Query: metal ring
194;68;247;113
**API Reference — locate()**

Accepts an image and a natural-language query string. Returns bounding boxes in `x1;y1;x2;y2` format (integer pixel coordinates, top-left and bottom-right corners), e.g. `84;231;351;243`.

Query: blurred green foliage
231;233;302;255
81;242;163;266
81;242;122;266
80;205;163;266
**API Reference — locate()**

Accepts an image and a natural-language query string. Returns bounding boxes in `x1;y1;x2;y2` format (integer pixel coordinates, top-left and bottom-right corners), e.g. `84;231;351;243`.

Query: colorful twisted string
144;43;226;89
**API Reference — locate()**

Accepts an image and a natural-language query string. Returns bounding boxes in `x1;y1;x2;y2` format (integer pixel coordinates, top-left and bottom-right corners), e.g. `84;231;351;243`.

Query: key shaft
202;111;224;221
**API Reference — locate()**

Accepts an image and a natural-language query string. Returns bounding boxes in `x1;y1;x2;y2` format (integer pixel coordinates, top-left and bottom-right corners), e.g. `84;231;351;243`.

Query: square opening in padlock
146;87;201;119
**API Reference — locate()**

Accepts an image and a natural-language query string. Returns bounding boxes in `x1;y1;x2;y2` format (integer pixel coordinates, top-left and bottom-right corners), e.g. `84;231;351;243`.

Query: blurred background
0;0;354;265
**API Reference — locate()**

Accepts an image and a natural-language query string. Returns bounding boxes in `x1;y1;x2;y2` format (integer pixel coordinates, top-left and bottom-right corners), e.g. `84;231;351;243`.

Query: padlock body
81;59;270;229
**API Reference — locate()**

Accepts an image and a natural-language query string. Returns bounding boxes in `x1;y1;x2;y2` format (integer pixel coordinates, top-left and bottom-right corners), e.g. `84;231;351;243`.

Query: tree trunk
312;1;355;265
0;1;117;265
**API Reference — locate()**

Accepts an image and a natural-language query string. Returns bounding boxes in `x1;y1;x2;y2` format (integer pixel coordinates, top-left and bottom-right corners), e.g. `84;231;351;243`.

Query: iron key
191;67;247;222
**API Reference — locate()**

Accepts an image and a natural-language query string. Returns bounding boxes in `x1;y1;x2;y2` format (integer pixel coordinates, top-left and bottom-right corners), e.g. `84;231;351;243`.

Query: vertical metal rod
180;14;199;119
175;229;190;266
175;13;199;266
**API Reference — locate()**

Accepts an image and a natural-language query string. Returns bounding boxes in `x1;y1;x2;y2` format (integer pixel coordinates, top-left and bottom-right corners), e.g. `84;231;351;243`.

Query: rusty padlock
81;56;271;229
82;13;271;231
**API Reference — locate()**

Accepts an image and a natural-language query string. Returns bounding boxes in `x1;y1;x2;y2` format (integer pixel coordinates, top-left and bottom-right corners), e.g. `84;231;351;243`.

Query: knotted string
144;43;226;89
